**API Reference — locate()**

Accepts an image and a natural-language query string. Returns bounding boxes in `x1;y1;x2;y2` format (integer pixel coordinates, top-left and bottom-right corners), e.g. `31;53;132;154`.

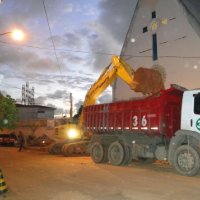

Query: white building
113;0;200;101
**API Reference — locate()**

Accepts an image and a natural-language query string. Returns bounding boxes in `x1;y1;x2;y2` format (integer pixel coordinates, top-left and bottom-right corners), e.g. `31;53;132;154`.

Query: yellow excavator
48;56;165;155
79;56;164;128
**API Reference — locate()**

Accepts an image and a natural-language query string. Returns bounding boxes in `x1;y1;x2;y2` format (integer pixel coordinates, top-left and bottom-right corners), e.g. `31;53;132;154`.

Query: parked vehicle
78;56;200;176
86;85;200;176
0;133;18;146
51;56;200;176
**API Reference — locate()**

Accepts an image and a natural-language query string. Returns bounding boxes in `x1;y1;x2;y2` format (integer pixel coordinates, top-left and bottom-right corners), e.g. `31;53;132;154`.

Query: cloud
86;23;121;71
64;3;73;13
85;0;137;71
27;58;58;72
98;0;137;42
0;46;37;69
77;4;97;16
0;74;4;84
64;32;83;49
35;96;47;105
37;78;55;85
46;103;56;108
0;45;59;73
46;89;68;100
0;0;43;29
54;107;65;116
55;74;96;90
0;0;75;26
61;53;85;64
98;93;112;104
48;33;82;49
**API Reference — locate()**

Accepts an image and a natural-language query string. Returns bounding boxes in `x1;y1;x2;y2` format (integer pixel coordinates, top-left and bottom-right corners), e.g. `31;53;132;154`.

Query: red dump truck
84;85;200;176
52;56;200;176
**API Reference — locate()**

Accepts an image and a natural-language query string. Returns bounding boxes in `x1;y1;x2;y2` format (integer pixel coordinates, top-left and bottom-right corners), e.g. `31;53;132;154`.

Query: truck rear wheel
90;142;106;163
108;142;124;166
122;145;132;165
173;145;200;176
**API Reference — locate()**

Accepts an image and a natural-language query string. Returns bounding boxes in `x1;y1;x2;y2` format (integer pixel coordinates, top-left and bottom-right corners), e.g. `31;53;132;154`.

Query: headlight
67;129;78;139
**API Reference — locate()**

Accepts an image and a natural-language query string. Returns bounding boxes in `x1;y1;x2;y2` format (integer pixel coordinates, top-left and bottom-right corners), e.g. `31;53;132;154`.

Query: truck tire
173;145;200;176
108;142;124;166
90;142;106;163
122;145;132;165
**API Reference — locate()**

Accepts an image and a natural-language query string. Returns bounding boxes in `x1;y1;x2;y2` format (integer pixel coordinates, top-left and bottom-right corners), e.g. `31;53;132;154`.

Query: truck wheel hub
177;152;194;171
93;146;101;158
111;146;120;161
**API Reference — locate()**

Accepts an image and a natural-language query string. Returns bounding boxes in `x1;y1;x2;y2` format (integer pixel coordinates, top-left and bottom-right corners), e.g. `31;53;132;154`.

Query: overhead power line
42;0;62;75
0;40;200;59
0;40;117;56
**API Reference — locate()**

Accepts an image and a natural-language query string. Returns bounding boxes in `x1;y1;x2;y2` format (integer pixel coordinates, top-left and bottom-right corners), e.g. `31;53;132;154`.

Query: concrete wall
15;119;55;139
18;106;54;120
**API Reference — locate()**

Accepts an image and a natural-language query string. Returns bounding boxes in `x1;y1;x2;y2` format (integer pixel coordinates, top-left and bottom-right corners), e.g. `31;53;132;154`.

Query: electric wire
0;40;118;56
0;40;200;59
42;0;62;75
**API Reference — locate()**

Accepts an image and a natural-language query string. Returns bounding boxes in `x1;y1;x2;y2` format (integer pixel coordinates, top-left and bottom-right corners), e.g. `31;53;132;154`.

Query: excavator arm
79;56;165;127
49;56;165;155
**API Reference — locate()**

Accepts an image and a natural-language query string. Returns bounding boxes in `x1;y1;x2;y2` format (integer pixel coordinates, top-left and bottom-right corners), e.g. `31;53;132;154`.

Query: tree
73;105;83;121
0;93;18;130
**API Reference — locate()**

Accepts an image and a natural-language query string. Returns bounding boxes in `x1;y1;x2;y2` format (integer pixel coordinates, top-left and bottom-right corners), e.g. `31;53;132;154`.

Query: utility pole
69;93;73;120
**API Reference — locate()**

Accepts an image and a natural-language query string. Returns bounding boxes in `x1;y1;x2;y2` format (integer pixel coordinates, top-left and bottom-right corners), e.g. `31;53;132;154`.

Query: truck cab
181;90;200;133
167;89;200;176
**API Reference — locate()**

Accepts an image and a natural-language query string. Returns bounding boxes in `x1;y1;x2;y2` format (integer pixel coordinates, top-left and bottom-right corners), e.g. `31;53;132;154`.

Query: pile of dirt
133;67;165;95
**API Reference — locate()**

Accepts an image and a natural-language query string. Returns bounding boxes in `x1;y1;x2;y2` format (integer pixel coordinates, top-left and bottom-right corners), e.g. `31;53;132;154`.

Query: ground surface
0;147;200;200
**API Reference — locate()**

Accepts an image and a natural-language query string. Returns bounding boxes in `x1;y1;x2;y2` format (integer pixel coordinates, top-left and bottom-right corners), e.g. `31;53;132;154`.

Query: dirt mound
133;67;165;95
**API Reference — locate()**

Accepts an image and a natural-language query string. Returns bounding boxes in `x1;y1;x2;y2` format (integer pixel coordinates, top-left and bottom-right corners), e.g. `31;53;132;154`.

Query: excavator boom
79;56;165;127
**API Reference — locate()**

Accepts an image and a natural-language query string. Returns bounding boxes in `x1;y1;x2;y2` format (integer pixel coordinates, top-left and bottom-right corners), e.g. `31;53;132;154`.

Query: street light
0;29;25;41
11;29;25;41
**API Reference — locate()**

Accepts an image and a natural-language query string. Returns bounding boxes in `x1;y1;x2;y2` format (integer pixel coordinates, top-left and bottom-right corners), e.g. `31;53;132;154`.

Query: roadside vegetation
0;93;18;130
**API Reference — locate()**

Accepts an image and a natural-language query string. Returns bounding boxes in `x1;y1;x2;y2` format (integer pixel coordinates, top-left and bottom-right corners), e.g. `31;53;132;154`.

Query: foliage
73;105;83;121
0;93;18;130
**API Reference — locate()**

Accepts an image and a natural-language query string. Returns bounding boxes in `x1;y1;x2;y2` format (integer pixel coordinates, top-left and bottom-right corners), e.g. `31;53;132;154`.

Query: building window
152;11;156;19
152;34;158;61
143;26;148;33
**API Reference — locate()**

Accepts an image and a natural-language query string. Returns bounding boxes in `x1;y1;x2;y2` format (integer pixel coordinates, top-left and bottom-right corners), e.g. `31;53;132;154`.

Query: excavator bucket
133;67;165;95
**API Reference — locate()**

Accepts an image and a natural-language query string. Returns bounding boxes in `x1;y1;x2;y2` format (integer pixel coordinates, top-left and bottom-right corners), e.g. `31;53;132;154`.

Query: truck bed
83;87;183;139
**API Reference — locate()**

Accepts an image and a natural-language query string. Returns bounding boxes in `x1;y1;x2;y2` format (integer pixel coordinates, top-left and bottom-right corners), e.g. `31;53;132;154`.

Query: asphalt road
0;147;200;200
